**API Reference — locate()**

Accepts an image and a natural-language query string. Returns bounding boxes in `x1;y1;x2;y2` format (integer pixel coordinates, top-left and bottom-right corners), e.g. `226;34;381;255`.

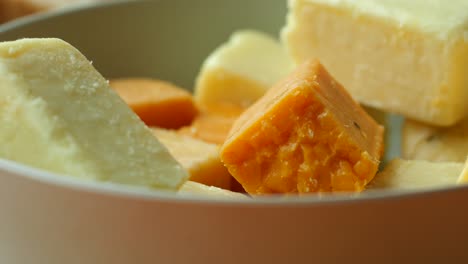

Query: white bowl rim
2;158;467;206
1;0;467;206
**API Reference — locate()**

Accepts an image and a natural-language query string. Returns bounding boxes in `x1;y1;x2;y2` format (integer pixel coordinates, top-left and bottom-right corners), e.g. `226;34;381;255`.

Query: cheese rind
282;0;468;126
369;159;464;190
0;38;188;190
152;128;231;189
221;60;384;194
194;30;294;108
402;118;468;162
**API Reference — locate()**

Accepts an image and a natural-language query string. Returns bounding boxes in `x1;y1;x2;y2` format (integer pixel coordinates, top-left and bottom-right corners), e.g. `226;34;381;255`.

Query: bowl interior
0;0;419;199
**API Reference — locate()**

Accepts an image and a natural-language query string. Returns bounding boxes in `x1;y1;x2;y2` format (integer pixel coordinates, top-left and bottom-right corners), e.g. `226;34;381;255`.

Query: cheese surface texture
283;0;468;126
402;118;468;162
221;60;384;194
194;30;294;108
0;38;188;190
369;159;464;190
152;128;231;189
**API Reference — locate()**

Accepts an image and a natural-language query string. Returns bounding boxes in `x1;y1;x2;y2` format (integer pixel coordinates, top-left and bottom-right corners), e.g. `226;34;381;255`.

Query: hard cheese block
152;128;231;189
283;0;468;126
369;159;465;190
402;118;468;162
221;60;384;194
194;30;294;108
0;38;188;190
110;78;197;129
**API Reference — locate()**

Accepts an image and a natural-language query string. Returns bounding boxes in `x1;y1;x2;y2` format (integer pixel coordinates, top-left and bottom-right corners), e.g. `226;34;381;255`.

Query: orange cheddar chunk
220;60;384;194
110;78;197;129
179;103;244;145
152;128;231;190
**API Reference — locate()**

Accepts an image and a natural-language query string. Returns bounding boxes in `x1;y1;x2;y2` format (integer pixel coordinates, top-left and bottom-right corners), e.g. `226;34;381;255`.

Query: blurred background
0;0;112;23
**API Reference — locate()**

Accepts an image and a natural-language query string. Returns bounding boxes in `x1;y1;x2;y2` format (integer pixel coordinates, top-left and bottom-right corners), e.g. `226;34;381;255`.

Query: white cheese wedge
282;0;468;126
194;30;294;108
368;159;464;190
402;118;468;162
0;38;188;190
152;128;231;190
179;181;247;199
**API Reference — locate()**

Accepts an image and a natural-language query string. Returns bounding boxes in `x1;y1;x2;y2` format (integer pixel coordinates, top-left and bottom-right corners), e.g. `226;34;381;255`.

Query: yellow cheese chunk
179;181;247;199
283;0;468;126
369;159;465;190
402;118;468;162
194;30;294;108
457;158;468;184
152;128;231;190
0;38;188;190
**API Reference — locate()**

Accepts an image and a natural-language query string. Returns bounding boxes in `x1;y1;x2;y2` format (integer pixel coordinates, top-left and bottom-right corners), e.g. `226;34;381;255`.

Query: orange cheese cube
220;60;384;194
110;78;197;129
152;128;231;190
179;103;244;145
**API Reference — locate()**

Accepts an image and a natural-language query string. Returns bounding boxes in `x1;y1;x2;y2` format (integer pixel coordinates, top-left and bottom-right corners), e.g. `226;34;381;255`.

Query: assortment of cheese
0;0;467;198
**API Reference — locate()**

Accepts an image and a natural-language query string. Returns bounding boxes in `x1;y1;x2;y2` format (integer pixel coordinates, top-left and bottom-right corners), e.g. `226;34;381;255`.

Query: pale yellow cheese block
0;38;188;190
402;118;468;162
152;128;231;190
282;0;468;126
457;158;468;184
194;30;294;108
179;181;247;199
368;159;465;190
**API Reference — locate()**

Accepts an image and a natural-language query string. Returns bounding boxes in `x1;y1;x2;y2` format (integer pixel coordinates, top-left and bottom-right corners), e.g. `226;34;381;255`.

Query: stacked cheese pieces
282;0;468;190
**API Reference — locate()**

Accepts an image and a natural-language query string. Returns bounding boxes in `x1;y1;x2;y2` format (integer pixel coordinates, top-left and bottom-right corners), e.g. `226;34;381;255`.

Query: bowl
1;1;468;263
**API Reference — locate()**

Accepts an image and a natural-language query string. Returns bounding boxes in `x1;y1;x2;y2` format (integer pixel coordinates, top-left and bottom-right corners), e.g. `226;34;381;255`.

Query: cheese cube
221;60;384;194
194;30;294;108
369;159;465;190
282;0;468;126
179;181;247;199
110;78;197;129
402;118;468;162
0;38;188;190
152;128;231;189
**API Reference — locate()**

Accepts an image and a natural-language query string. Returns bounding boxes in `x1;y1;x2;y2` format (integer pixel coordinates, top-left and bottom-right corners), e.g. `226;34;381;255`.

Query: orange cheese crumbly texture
220;60;384;194
110;78;198;129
